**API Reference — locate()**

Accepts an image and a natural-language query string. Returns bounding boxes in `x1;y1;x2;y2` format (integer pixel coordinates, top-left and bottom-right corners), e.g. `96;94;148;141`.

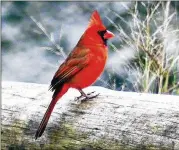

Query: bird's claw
87;91;95;96
75;91;100;102
81;93;100;102
74;95;83;101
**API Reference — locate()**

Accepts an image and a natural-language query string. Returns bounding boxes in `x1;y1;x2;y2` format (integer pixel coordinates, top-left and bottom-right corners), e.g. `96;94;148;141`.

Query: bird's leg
77;89;100;101
75;89;86;100
79;89;88;98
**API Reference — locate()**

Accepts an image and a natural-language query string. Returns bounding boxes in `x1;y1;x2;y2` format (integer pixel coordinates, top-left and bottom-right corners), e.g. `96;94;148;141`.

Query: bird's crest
88;10;103;28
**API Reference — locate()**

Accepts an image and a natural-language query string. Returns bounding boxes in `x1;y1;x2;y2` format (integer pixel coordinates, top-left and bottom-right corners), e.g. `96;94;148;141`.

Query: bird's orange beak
104;30;115;39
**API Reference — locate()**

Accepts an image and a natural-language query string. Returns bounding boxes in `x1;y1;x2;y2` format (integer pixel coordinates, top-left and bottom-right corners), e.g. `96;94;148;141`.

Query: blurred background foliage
2;1;179;95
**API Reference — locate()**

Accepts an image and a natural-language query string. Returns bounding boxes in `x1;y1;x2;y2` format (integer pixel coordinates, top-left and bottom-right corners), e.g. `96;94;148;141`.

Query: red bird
35;10;114;139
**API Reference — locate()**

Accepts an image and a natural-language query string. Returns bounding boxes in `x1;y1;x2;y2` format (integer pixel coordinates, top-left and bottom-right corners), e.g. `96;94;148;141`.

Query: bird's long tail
35;85;68;139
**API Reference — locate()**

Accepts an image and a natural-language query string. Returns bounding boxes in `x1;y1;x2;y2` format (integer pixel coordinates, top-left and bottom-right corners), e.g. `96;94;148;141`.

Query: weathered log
2;81;179;150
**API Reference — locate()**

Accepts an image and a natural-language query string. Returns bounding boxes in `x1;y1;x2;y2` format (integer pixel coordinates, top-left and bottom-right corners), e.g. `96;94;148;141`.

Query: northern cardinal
35;10;114;139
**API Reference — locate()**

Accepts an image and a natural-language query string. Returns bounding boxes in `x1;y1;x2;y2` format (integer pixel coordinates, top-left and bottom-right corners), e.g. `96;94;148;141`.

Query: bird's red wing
49;47;92;91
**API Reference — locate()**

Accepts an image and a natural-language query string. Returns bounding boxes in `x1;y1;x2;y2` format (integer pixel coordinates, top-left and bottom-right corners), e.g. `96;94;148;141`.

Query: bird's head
81;10;115;46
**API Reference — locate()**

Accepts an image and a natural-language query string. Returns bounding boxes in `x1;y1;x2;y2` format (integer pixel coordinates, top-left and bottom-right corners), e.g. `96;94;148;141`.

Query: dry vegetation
110;1;179;94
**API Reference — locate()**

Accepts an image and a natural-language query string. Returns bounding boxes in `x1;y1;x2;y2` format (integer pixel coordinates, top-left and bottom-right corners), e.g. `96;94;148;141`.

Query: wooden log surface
2;81;179;150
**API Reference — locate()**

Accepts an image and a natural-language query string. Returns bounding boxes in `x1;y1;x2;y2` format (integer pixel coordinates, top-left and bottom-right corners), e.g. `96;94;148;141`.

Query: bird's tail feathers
35;84;68;139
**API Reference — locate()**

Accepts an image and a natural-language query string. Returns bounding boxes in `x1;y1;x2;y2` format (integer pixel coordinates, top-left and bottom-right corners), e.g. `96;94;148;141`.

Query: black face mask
98;30;107;46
